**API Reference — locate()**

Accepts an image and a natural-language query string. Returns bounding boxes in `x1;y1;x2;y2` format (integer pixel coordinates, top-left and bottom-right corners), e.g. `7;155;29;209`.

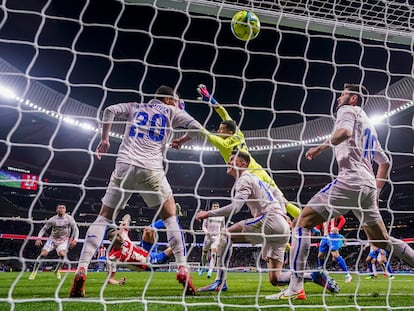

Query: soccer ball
231;10;260;41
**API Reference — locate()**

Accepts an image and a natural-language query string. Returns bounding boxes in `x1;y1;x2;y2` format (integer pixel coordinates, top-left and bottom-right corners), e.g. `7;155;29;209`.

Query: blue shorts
319;237;342;253
368;250;378;259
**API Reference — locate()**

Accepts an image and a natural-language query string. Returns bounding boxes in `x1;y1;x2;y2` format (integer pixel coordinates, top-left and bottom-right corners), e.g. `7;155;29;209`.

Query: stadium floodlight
0;84;16;99
0;87;105;135
183;100;412;152
79;122;96;132
369;114;386;125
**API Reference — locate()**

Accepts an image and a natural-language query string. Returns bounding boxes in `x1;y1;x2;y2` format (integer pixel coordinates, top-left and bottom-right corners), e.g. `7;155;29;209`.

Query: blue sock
336;256;348;272
150;251;169;264
385;262;394;274
317;258;323;268
156;252;169;264
151;219;165;230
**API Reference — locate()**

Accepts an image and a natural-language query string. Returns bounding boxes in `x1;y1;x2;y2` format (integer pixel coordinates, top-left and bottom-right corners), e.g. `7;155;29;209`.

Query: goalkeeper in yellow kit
171;84;300;219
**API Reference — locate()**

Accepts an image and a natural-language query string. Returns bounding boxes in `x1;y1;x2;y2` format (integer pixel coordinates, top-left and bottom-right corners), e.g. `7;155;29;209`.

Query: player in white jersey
196;151;336;296
272;83;414;300
29;204;79;280
199;202;225;278
196;151;290;292
69;86;202;297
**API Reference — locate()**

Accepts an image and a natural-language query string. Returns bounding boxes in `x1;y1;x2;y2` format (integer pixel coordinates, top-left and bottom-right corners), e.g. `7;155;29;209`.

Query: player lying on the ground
105;214;174;286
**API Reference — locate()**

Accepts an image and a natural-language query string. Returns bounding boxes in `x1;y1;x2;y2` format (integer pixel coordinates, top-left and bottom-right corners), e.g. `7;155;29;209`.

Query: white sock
388;237;414;267
78;215;111;274
209;251;217;272
289;227;311;291
372;263;377;275
201;250;208;267
217;235;232;282
163;216;186;265
214;238;227;282
303;272;314;282
277;271;291;285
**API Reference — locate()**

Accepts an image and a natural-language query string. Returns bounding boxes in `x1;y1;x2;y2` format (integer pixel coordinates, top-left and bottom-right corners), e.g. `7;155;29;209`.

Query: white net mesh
0;0;414;310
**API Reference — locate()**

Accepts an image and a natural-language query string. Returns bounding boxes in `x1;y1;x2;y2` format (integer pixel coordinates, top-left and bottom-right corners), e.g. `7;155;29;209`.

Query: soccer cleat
28;272;37;280
54;270;62;280
176;266;197;296
198;280;225;292
345;274;352;283
389;275;395;280
215;280;228;292
69;267;86;298
265;288;306;300
365;275;378;280
207;270;212;279
311;271;340;293
119;277;126;285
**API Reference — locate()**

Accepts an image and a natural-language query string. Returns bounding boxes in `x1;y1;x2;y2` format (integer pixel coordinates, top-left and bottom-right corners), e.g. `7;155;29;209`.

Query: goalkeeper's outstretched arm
197;84;233;122
196;84;301;219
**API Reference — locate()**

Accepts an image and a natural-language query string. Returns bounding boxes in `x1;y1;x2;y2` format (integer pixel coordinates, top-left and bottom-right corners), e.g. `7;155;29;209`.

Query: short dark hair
155;85;174;96
220;120;237;133
344;83;369;106
231;149;251;166
211;201;220;206
106;226;117;241
155;85;179;99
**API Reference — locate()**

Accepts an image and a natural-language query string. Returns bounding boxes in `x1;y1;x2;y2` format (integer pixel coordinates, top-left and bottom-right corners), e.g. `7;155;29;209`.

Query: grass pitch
0;271;413;311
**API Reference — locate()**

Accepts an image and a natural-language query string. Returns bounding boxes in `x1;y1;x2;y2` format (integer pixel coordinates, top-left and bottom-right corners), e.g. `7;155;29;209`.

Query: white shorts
102;162;172;209
43;238;68;254
203;235;221;250
308;180;382;226
238;213;290;262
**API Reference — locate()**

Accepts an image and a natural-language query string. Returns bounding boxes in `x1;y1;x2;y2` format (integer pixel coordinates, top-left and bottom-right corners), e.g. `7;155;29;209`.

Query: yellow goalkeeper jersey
199;105;300;218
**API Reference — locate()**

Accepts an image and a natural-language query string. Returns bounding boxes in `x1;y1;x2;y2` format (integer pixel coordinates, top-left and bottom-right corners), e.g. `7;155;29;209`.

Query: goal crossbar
131;0;414;46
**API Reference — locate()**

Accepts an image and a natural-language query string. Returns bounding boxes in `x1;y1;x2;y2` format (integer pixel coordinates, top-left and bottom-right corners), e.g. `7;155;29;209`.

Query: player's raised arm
197;84;234;122
196;84;219;106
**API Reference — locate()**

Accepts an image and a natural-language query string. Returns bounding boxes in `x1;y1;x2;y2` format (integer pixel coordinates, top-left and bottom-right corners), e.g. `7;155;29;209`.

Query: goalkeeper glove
197;84;217;105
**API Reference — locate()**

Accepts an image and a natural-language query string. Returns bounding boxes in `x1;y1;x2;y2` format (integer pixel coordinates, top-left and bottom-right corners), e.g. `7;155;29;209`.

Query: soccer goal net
0;0;413;310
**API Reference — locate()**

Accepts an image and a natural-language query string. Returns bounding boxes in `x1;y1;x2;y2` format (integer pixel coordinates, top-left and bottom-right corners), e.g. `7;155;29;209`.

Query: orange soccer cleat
176;266;197;296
